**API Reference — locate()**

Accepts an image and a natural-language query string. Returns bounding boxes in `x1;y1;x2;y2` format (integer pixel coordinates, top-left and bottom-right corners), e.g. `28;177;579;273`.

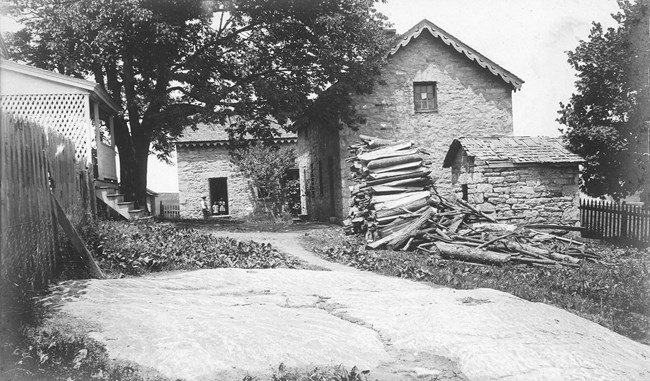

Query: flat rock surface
48;267;650;381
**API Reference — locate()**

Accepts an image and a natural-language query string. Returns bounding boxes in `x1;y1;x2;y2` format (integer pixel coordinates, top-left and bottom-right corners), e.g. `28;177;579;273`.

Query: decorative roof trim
176;137;297;148
0;59;121;113
390;19;524;91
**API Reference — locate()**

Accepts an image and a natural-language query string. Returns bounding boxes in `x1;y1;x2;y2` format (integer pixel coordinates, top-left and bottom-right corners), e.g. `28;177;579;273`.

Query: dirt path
207;230;359;272
42;229;650;381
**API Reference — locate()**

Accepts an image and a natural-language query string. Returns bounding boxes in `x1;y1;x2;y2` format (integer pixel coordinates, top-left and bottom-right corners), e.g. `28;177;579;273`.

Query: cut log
529;229;585;246
500;241;550;257
370;161;423;174
358;142;414;161
447;215;466;234
367;154;423;169
359;135;395;148
381;178;432;187
386;208;437;250
476;232;516;249
435;242;511;265
367;169;431;186
548;252;582;264
376;198;431;219
371;190;430;205
369;168;427;180
368;208;435;249
374;192;430;211
369;185;426;194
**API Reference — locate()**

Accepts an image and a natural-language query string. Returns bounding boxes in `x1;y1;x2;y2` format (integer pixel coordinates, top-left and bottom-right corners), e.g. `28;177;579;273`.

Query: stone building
175;124;296;219
297;19;524;222
443;136;583;222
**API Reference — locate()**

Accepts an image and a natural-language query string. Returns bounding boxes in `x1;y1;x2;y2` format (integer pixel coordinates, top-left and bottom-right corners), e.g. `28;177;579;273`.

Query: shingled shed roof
391;19;524;90
176;123;296;147
443;136;583;167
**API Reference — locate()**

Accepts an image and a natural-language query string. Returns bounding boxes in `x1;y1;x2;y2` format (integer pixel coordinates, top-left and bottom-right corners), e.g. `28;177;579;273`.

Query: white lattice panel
1;94;90;161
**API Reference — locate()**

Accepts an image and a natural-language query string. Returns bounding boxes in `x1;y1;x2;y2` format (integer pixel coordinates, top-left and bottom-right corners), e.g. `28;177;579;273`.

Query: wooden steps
95;183;147;220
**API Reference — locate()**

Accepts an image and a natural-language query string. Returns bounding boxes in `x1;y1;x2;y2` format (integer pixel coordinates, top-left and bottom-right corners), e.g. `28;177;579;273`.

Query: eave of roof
176;137;297;148
391;19;524;90
0;59;121;113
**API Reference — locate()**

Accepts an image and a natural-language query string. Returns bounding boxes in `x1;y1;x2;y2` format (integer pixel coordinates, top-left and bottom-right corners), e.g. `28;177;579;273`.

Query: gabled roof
391;19;524;90
0;59;120;113
443;136;583;167
176;123;296;147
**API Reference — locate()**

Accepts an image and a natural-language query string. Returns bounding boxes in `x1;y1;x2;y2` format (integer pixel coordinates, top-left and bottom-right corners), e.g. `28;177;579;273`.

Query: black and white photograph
0;0;648;379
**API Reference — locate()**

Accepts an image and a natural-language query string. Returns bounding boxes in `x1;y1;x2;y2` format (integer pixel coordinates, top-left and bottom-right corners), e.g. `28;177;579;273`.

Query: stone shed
175;124;296;219
442;136;583;222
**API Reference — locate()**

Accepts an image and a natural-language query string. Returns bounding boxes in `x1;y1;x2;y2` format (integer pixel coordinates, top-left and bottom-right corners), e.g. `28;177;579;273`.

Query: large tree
3;0;391;208
558;0;649;201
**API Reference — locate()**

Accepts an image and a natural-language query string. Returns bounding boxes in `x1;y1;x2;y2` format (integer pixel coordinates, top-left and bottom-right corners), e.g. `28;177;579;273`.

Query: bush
87;220;308;276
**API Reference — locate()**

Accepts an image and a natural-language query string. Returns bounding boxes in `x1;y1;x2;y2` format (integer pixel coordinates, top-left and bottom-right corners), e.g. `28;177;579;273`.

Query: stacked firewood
343;135;600;267
344;135;435;238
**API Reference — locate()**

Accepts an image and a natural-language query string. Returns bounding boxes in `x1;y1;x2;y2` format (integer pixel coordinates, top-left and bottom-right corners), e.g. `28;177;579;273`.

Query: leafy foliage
307;230;650;344
244;363;370;381
86;220;309;276
3;0;391;207
558;0;650;200
231;144;299;217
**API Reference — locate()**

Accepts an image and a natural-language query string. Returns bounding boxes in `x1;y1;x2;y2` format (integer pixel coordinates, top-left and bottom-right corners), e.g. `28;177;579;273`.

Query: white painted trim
1;59;121;113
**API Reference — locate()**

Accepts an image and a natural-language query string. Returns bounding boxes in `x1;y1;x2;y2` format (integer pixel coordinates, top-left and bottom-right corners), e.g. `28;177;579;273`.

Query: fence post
620;201;628;240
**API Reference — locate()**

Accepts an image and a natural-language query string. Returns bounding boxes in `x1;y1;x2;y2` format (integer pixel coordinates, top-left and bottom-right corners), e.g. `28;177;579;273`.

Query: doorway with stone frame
209;177;228;215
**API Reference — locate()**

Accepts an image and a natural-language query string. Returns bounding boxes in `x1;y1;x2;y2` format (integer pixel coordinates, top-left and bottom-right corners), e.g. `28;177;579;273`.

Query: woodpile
343;135;600;267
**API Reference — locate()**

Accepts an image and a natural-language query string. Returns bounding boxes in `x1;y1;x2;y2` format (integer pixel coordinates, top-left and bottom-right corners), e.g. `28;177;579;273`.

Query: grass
304;228;650;344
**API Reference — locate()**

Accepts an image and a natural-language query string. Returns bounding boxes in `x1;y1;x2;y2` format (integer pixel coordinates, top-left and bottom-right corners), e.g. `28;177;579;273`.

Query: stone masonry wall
176;145;256;219
450;153;580;223
336;31;515;218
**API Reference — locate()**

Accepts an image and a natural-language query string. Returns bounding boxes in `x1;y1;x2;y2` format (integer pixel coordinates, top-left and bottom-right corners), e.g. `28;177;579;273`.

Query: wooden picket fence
0;112;90;298
160;202;180;219
580;199;650;245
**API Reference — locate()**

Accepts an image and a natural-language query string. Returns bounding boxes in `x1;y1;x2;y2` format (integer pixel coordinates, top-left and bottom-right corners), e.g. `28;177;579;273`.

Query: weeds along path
206;229;361;273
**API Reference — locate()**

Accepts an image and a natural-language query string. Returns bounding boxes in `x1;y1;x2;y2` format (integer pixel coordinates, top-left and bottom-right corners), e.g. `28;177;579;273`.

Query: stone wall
299;29;516;221
450;152;580;222
176;145;256;219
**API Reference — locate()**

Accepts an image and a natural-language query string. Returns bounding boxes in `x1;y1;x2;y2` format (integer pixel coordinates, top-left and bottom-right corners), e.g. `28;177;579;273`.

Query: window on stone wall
413;82;437;112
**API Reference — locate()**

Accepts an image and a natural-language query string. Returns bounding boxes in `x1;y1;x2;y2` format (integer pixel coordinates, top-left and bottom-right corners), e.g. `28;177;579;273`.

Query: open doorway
209;177;228;215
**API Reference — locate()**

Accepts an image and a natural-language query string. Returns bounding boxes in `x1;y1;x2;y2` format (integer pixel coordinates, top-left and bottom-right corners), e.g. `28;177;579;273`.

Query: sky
1;0;622;193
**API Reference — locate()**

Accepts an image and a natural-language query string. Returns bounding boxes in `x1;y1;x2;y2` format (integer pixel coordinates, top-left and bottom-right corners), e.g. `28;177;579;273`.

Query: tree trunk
113;118;137;202
113;118;150;211
132;131;151;211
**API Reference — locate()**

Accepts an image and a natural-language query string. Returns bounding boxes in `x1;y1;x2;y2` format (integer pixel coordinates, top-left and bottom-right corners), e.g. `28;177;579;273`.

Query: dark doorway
209;177;229;215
